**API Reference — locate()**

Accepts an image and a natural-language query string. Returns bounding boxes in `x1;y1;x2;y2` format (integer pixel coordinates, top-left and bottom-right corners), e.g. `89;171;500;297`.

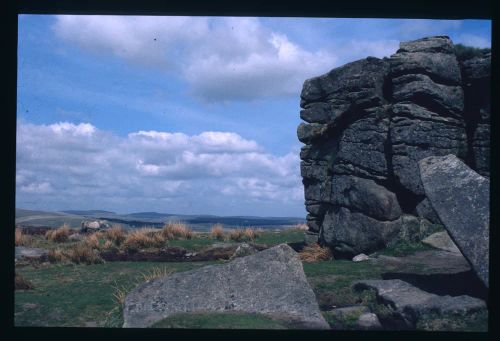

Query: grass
151;312;288;329
162;222;193;240
376;240;434;257
15;273;35;290
416;310;488;332
122;228;166;252
15;228;33;246
299;244;333;263
15;261;221;327
45;224;72;243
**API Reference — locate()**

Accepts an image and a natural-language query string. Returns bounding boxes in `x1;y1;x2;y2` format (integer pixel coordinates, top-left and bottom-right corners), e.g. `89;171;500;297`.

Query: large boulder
419;154;489;287
123;244;329;329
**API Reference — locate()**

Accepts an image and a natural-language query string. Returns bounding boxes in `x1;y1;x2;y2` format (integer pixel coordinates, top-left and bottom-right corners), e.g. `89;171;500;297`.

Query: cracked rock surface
297;36;490;257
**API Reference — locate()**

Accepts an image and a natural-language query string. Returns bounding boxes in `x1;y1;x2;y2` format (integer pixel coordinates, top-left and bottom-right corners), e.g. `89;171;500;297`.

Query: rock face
419;154;489;287
123;244;329;329
422;231;461;254
353;279;486;328
298;36;490;257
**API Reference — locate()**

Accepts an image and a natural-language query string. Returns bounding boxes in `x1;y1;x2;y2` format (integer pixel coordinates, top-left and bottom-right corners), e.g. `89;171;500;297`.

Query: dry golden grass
47;248;66;263
103;240;113;249
45;224;71;243
141;266;173;282
67;243;104;264
209;224;226;240
104;226;126;245
162;222;193;240
123;228;166;251
15;273;34;290
292;223;309;231
243;227;261;240
84;233;101;249
228;228;245;241
111;281;129;307
299;244;333;263
15;228;32;246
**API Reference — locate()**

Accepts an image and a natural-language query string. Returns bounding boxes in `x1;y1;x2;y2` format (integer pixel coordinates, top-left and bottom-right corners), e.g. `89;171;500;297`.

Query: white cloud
52;15;337;102
16;120;304;216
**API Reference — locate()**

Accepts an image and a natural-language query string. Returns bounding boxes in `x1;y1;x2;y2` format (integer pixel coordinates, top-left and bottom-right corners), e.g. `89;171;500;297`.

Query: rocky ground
14;227;488;331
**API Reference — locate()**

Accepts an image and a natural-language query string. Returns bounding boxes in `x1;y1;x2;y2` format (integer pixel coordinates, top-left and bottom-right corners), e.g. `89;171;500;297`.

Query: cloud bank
16;121;304;216
53;16;337;102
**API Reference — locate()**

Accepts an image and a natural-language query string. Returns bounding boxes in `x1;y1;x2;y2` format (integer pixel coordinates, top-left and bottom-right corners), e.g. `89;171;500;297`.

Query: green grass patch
376;241;434;257
151;311;288;329
416;310;488;332
303;260;384;309
253;229;304;246
15;261;221;327
166;235;226;250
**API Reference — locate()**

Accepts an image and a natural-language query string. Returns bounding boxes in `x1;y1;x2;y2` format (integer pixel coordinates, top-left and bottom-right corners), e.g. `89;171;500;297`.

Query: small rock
15;246;49;262
422;231;461;254
357;312;382;330
231;243;258;259
69;233;84;241
352;254;369;262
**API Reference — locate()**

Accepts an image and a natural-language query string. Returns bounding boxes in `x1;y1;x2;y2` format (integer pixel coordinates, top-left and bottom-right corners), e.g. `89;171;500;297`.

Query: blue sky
16;15;491;216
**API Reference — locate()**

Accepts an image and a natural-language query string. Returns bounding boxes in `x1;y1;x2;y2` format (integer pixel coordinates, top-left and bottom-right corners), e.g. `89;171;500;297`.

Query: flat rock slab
15;247;49;262
422;231;461;254
419;154;489;287
123;244;329;329
370;250;470;275
353;279;486;326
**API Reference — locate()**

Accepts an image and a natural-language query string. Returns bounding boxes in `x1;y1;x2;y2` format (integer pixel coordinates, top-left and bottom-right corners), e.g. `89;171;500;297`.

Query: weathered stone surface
415;198;441;224
422;231;461;254
300;57;389;109
369;250;471;275
297;123;329;143
391;103;467;195
388;215;435;246
461;52;491;177
398;36;456;54
298;36;489;257
392;74;464;115
357;313;383;330
419;154;489;287
331;175;401;220
123;244;329;328
15;246;49;262
353;279;486;327
231;243;258;259
321;206;401;256
333;107;391;179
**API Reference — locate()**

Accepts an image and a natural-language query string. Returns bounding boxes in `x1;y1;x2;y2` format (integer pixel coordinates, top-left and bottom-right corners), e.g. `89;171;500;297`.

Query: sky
16;15;491;216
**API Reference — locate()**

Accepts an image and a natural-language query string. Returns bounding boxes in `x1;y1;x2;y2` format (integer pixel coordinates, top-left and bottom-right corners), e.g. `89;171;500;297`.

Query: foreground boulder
123;244;329;329
419;154;489;287
353;279;486;328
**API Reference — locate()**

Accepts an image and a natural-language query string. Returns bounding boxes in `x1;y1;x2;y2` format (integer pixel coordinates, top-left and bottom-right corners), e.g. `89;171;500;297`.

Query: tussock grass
84;233;101;249
228;228;245;241
299;244;333;263
67;243;104;264
123;228;166;252
15;273;34;290
104;226;126;245
162;222;193;240
141;266;173;282
45;224;71;243
48;248;66;263
15;228;33;246
292;223;309;231
209;224;226;240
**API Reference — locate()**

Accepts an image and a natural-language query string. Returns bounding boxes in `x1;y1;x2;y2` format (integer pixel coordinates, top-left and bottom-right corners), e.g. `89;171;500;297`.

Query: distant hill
16;208;306;231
